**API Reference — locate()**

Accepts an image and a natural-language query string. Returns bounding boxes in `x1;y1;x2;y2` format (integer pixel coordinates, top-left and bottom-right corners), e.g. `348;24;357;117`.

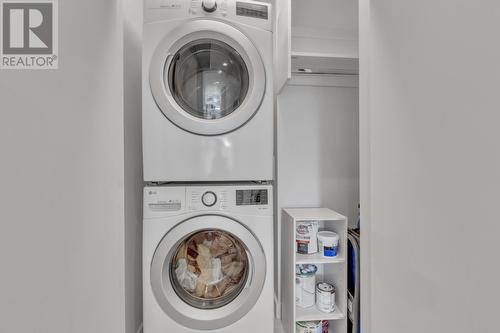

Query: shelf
291;34;358;62
284;208;347;221
296;252;345;265
296;304;345;322
291;52;359;75
291;51;358;59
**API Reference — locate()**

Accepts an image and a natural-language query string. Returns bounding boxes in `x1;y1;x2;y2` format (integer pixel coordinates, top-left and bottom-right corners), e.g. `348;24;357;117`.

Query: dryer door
149;20;266;136
150;215;266;330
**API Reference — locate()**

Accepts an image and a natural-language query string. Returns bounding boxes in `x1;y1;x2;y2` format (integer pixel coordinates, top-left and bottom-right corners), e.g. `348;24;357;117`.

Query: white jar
316;282;336;313
296;321;322;333
317;231;340;258
295;264;317;308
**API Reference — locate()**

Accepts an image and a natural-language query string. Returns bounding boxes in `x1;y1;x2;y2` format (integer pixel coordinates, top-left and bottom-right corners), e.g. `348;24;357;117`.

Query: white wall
0;1;135;332
278;77;360;225
361;1;500;332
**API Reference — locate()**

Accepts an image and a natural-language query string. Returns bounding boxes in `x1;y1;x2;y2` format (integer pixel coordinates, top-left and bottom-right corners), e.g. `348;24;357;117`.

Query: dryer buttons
201;191;217;207
202;0;217;12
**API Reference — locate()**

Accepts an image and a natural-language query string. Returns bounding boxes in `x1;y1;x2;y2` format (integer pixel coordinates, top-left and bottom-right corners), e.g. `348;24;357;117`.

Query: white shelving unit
281;208;348;333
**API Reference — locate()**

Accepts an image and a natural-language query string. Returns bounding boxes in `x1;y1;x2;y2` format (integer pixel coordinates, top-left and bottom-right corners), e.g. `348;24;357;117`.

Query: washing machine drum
150;215;266;330
149;20;266;136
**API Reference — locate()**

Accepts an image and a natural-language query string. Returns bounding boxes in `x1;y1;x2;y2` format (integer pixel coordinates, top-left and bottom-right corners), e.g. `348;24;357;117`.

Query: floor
274;319;285;333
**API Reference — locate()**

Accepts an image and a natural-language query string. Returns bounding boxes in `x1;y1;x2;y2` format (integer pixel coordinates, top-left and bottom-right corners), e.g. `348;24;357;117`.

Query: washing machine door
150;215;266;330
149;20;266;136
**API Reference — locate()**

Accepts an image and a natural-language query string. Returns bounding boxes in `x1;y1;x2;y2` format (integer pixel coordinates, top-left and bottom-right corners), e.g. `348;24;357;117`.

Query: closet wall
277;77;359;225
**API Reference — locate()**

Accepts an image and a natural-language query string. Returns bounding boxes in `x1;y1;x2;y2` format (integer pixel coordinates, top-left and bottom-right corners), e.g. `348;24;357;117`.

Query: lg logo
1;0;58;69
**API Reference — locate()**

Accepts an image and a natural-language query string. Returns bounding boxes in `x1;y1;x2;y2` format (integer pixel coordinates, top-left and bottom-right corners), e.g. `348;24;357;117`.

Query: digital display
236;189;268;205
236;2;268;20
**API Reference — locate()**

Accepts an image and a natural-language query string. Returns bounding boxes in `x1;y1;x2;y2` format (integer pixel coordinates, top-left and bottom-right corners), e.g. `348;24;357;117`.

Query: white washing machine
143;0;274;182
143;184;274;332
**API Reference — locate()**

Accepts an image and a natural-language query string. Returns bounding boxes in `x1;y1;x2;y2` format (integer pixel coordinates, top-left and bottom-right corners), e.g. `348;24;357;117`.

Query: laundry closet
273;1;360;332
138;0;500;332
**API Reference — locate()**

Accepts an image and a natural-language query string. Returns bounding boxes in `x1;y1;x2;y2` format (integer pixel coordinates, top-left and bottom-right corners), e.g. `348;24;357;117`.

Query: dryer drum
167;39;250;121
170;229;249;309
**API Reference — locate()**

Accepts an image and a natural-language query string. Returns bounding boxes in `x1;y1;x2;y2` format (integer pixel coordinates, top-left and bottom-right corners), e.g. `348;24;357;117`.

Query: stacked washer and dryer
142;0;274;332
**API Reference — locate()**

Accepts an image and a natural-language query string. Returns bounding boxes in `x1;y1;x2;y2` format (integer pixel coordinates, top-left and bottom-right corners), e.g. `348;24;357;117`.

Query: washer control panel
144;185;272;218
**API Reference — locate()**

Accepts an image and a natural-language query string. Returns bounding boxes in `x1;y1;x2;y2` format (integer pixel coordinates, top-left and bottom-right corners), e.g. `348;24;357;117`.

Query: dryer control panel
144;0;272;31
143;184;273;219
188;0;229;17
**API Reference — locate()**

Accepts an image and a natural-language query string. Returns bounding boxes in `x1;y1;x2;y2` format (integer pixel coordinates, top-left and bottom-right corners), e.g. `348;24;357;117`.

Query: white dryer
143;184;274;332
143;0;274;182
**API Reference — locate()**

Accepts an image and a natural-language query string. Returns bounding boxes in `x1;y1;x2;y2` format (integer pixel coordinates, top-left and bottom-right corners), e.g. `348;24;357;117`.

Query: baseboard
136;322;143;333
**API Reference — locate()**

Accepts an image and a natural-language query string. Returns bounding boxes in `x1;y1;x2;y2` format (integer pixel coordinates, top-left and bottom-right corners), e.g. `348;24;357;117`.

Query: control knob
201;191;217;207
202;0;217;12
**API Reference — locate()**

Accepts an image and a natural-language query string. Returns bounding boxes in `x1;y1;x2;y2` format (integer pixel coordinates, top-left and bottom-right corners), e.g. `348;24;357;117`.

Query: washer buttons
201;191;217;207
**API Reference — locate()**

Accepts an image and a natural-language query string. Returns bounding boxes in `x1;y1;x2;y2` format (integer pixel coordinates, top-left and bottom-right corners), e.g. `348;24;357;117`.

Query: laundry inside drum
170;229;249;309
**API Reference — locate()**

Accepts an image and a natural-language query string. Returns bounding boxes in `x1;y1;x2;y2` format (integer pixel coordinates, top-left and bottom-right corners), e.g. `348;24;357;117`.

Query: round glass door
149;20;266;136
150;215;266;331
167;39;249;121
170;229;249;309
